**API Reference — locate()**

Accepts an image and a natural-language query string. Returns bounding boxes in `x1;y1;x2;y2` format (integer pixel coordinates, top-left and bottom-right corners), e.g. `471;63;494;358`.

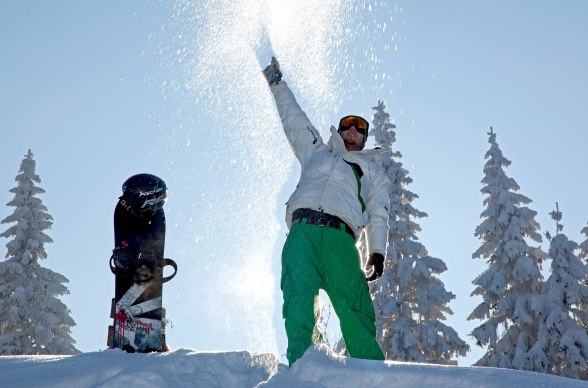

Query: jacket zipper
317;153;340;212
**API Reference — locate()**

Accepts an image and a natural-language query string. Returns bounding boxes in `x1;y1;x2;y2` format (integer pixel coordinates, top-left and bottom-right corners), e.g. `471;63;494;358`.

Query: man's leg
321;228;385;361
281;223;321;366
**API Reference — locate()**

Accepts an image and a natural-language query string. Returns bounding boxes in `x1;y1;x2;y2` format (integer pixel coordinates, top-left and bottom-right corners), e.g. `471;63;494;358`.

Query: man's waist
291;208;355;240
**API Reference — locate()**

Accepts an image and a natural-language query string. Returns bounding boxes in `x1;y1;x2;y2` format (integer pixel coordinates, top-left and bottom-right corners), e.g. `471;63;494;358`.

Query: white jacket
270;81;390;256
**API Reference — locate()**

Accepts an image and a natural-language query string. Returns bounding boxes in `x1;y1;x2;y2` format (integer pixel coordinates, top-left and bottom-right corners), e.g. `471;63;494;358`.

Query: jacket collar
326;126;384;161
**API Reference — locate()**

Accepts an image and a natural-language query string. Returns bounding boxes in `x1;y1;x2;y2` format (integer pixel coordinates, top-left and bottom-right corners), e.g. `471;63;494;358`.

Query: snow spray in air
153;0;403;356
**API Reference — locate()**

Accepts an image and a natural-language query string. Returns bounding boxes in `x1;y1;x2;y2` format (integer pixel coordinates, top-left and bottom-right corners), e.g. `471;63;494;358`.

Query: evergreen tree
469;128;545;370
312;295;331;347
369;101;469;364
532;204;588;379
0;150;78;355
578;222;588;260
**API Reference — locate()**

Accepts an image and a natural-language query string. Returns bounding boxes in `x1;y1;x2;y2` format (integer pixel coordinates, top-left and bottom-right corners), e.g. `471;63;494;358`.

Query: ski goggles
338;115;369;135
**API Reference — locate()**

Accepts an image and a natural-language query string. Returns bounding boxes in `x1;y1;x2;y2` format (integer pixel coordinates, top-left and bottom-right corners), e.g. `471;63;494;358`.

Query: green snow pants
281;220;385;366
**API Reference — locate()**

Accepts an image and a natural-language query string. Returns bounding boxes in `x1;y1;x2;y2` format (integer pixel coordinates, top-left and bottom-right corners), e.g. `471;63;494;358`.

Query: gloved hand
262;56;282;85
365;253;384;281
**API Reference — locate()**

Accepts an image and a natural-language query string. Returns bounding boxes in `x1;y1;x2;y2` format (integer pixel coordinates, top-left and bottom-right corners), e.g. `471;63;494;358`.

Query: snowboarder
107;173;176;353
263;57;390;366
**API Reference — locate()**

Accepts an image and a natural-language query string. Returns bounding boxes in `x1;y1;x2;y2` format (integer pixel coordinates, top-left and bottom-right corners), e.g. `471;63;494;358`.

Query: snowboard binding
109;248;177;283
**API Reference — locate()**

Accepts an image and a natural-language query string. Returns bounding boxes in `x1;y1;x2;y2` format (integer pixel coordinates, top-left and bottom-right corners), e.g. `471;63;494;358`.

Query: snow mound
0;347;585;387
0;348;277;388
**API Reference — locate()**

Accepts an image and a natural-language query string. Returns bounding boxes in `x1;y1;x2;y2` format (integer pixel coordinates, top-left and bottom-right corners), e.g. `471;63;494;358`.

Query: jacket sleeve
270;81;324;166
365;164;390;256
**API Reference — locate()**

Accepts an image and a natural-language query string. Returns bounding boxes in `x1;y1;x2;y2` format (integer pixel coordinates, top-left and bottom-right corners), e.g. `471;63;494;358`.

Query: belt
291;208;355;240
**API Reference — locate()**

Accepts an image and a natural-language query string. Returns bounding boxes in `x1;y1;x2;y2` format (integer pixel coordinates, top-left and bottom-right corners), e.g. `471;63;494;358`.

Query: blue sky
1;1;587;365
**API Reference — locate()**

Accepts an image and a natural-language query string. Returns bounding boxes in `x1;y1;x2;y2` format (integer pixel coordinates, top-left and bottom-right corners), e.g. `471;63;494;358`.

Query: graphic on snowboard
107;173;177;353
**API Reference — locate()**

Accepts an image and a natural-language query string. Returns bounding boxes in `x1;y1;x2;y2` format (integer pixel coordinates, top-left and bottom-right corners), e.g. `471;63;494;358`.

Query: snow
1;346;585;388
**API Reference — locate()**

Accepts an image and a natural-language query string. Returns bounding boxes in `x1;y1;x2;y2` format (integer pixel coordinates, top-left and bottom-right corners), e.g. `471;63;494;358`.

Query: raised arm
263;57;324;166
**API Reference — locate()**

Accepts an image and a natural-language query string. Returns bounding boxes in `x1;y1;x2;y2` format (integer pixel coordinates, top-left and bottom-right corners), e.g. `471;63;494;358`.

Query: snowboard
107;201;177;353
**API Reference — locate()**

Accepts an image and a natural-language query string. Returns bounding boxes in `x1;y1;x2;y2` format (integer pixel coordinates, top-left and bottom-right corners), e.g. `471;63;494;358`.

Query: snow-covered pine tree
0;150;78;355
531;204;588;380
578;221;588;260
312;295;331;347
469;128;546;370
369;101;469;364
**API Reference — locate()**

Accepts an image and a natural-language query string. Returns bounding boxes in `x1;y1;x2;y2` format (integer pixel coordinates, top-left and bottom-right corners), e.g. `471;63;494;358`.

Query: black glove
262;56;282;85
365;253;384;281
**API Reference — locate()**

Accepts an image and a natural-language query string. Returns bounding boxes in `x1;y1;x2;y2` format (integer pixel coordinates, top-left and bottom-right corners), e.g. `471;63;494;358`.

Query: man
263;57;390;366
